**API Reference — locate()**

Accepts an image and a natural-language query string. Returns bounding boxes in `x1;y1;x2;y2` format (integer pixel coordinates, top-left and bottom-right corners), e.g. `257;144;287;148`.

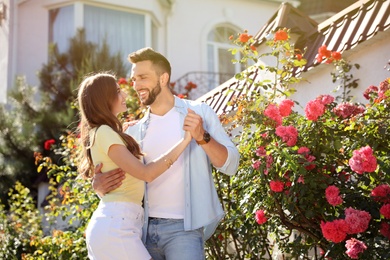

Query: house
197;0;390;115
0;0;294;225
0;0;289;104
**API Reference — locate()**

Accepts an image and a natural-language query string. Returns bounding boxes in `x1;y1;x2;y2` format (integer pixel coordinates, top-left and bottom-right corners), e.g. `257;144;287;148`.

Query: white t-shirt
142;108;185;219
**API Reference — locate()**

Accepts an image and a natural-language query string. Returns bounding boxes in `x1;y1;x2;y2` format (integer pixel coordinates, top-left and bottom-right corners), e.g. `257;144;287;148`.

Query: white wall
0;0;11;103
165;0;279;82
1;0;280;103
2;0;388;108
15;0;49;88
292;30;390;111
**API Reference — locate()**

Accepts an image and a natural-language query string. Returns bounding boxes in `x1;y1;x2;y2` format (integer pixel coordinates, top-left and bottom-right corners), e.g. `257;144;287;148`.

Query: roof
197;0;390;115
305;0;390;69
253;2;319;47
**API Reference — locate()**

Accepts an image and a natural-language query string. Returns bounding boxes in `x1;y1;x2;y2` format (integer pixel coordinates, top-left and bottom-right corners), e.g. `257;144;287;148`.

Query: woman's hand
183;108;205;142
123;120;139;132
184;130;192;142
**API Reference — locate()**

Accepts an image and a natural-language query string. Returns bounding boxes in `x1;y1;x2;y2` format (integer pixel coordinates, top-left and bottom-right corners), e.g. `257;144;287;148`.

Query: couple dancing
77;47;240;260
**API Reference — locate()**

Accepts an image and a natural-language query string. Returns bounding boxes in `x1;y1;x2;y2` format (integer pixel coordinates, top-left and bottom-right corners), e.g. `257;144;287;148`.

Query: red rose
321;219;349;243
118;78;128;85
274;29;288;41
318;45;331;58
380;222;390;239
331;51;342;60
238;33;251;43
44;139;56;151
380;204;390;219
270;180;284;192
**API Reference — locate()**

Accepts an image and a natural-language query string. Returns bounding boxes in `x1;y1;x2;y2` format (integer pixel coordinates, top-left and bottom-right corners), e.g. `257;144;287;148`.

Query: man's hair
128;47;171;81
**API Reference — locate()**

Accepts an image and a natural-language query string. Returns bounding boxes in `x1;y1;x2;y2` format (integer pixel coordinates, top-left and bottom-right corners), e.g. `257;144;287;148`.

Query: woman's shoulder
94;125;124;145
95;125;117;136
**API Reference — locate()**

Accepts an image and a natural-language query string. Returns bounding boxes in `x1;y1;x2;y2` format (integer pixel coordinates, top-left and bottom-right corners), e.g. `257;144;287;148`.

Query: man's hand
92;163;125;197
184;108;229;167
183;108;205;141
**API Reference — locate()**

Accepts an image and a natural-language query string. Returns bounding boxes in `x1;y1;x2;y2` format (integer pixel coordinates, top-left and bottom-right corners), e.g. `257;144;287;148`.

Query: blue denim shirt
126;96;240;241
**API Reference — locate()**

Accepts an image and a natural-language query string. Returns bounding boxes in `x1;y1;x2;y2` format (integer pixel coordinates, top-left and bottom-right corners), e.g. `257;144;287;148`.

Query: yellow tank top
90;125;144;205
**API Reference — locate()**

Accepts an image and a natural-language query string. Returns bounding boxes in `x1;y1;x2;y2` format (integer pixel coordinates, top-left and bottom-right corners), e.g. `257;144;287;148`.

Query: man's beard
142;81;162;106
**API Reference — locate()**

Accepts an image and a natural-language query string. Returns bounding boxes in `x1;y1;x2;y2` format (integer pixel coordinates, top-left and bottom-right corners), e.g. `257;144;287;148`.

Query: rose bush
211;29;389;259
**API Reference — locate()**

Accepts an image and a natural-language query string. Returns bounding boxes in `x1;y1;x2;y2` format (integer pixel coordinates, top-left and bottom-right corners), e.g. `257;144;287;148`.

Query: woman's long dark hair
77;72;142;179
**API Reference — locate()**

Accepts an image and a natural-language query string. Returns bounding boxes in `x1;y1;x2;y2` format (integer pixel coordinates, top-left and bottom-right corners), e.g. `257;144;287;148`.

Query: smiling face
131;60;164;106
111;84;128;115
78;73;127;128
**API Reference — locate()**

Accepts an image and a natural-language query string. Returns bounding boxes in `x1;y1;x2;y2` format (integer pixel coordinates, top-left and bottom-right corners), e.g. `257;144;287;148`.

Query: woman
77;72;191;260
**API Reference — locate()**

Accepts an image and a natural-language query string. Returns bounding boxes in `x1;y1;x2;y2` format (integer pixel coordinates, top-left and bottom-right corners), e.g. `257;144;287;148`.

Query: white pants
86;201;151;260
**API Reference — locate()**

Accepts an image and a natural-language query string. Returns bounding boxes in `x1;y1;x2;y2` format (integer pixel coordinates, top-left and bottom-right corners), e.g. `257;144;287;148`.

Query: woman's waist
95;200;144;218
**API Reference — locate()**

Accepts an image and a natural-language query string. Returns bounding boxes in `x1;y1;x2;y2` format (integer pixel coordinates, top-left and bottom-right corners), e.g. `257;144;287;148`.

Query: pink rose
345;207;371;234
255;146;267;157
318;94;335;105
305;99;325;121
264;103;282;126
333;102;365;119
278;99;294;117
297;146;310;155
349;146;377;174
378;79;389;100
252;160;261;170
363;85;378;100
255;210;268;225
325;185;343;206
266;155;274;169
371;184;390;203
275;125;298;147
345;238;367;259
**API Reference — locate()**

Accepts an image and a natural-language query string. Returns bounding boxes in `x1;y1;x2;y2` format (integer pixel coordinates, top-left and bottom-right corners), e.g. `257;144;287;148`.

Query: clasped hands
92;108;206;196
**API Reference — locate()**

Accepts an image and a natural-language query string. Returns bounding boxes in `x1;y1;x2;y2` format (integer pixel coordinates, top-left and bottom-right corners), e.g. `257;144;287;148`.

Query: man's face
131;60;162;106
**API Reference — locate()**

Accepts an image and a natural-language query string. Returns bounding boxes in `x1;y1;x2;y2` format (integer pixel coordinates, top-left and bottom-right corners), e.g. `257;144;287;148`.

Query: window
207;25;244;90
49;4;147;61
49;5;74;53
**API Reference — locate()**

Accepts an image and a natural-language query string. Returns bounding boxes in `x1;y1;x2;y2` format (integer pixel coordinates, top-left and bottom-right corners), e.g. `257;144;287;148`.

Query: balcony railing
172;71;235;100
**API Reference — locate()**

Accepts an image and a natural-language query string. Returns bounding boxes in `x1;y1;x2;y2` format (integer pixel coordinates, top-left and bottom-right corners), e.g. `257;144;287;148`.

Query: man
93;47;240;260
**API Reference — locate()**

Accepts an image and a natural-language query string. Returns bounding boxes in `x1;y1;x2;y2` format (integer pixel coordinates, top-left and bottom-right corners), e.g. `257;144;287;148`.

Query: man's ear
160;72;169;87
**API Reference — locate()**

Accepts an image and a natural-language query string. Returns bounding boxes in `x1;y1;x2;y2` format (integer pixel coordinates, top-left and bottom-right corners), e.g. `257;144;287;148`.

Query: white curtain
84;5;145;60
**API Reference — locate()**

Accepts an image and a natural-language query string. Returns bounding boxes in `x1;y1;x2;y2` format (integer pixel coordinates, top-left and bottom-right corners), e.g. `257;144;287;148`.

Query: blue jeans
145;218;205;260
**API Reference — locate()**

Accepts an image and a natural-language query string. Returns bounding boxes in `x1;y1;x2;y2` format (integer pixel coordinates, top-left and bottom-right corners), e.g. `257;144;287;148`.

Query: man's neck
149;91;175;116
